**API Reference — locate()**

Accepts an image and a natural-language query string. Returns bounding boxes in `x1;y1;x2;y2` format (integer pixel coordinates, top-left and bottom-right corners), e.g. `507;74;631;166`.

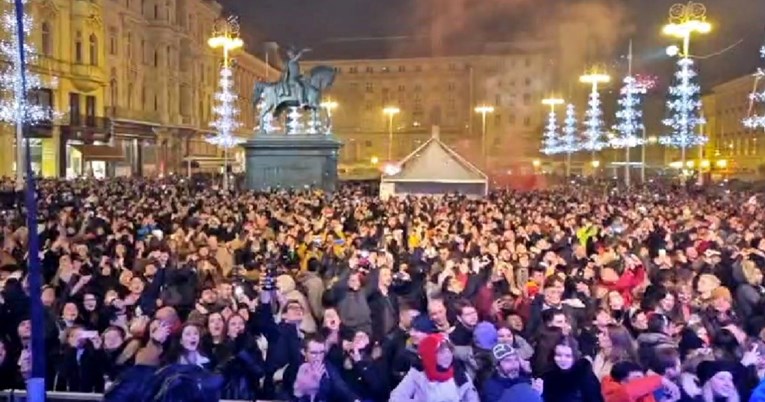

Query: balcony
105;106;161;124
61;114;110;142
71;64;106;92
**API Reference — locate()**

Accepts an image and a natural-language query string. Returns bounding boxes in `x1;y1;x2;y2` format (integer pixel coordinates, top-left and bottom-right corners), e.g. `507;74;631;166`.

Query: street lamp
207;17;244;191
662;2;711;58
579;70;610;165
662;2;711;182
474;105;495;167
321;99;338;133
383;106;400;161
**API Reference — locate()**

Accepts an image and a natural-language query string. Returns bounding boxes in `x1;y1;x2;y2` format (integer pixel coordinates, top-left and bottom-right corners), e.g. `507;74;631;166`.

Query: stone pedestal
242;134;342;192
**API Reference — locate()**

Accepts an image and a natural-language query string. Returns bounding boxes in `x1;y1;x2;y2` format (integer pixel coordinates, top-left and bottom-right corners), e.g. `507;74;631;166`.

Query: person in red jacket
602;361;680;402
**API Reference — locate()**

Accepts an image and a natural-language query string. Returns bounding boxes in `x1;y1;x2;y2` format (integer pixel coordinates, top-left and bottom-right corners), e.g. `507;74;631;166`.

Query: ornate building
702;74;764;176
0;0;276;178
302;38;554;173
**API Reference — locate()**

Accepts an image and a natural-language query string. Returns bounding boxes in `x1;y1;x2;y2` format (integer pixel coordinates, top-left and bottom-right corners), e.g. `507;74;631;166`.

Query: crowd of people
1;177;765;402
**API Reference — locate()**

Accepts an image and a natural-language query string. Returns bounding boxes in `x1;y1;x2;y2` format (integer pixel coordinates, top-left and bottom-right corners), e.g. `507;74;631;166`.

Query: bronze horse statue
252;65;336;133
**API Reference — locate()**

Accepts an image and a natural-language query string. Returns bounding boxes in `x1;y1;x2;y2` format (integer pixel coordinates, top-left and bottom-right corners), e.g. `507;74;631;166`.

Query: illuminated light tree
0;0;60;179
611;75;647;186
579;72;610;160
743;45;765;130
541;98;564;155
206;66;243;187
560;103;580;177
660;57;707;161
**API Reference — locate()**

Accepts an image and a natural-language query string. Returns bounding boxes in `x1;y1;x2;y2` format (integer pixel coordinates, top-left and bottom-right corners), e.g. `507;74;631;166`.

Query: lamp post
662;1;711;182
579;71;610;167
474;105;494;168
321;99;338;133
383;106;400;161
207;17;244;191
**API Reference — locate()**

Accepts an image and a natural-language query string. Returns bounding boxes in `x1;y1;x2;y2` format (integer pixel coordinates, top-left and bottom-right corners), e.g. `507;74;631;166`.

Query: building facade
302;39;554;173
0;0;276;178
702;74;764;176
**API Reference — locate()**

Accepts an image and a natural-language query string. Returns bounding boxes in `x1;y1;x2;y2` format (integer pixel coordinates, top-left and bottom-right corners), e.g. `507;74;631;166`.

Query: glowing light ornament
560;104;580;177
285;106;304;134
208;66;242;142
611;76;647;148
541;109;561;155
0;0;61;124
581;89;606;151
660;57;707;149
743;45;765;130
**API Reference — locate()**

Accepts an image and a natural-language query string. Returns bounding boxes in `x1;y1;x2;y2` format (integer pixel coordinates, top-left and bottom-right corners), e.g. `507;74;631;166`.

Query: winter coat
601;374;662;402
257;302;303;400
53;345;107;392
542;359;604;402
217;335;265;401
636;332;676;368
389;365;480;402
481;373;537;402
297;271;325;321
332;274;373;336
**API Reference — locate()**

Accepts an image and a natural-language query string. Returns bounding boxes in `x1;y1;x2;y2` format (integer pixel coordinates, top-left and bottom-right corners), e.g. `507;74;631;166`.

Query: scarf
418;333;454;382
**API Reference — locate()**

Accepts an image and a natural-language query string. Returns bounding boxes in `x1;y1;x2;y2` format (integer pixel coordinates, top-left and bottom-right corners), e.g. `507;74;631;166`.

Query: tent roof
383;136;487;183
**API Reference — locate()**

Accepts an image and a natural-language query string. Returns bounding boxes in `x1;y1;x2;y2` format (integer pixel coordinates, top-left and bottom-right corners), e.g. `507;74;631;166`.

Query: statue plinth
242;134;342;192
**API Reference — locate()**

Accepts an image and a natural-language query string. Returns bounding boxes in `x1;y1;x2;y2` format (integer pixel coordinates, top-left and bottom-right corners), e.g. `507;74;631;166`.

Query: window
89;34;98;65
126;32;132;59
29;89;54;121
85;96;96;125
365;66;373;73
75;31;83;63
154;94;158;111
398;65;405;72
141;39;146;63
349;67;357;74
109;28;118;55
381;67;389;73
495;94;501;106
525;78;532;86
364;140;372;148
69;92;81;125
414;84;421;92
447;82;455;91
414;65;422;72
154;3;159;18
110;79;118;107
523;116;531;127
525;57;531;67
398;85;405;92
141;86;146;109
127;83;133;108
41;22;52;56
523;93;531;105
508;114;516;125
448;63;456;71
365;83;373;93
153;50;159;67
494;114;501;127
166;46;171;67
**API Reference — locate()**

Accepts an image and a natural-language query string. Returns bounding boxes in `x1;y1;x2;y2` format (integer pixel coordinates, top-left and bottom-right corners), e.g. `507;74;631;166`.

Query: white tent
380;127;488;198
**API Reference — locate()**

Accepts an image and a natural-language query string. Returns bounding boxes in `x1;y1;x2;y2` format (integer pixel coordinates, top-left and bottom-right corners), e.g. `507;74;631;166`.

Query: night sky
221;0;764;86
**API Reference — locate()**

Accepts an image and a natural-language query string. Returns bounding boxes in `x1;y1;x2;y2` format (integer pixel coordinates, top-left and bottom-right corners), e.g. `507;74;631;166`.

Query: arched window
41;22;52;56
75;31;83;63
89;34;98;65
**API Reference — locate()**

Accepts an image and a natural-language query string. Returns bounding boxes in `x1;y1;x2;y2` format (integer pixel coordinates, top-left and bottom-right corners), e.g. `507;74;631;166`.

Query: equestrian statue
252;47;337;133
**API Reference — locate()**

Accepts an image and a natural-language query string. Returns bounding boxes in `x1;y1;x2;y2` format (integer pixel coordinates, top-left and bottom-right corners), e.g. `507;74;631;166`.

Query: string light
560;104;581;153
743;45;765;129
541;109;561;155
660;57;707;147
611;75;647;148
581;88;606;151
0;0;60;124
206;66;243;148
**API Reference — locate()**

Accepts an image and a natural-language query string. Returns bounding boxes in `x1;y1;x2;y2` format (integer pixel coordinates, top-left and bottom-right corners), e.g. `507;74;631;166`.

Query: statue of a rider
279;47;311;105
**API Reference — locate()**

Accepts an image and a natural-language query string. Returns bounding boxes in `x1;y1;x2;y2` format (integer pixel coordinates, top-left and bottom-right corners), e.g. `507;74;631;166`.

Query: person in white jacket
389;332;479;402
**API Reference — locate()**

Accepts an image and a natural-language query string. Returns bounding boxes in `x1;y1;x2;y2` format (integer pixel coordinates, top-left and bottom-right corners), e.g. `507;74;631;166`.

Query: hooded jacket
389;333;480;402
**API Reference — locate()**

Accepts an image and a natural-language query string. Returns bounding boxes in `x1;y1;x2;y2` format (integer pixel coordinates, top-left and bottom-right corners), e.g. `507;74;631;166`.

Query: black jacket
542;359;604;402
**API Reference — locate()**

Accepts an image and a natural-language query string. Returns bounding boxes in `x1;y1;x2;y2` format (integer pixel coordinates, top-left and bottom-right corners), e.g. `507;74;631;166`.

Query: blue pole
13;0;46;400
